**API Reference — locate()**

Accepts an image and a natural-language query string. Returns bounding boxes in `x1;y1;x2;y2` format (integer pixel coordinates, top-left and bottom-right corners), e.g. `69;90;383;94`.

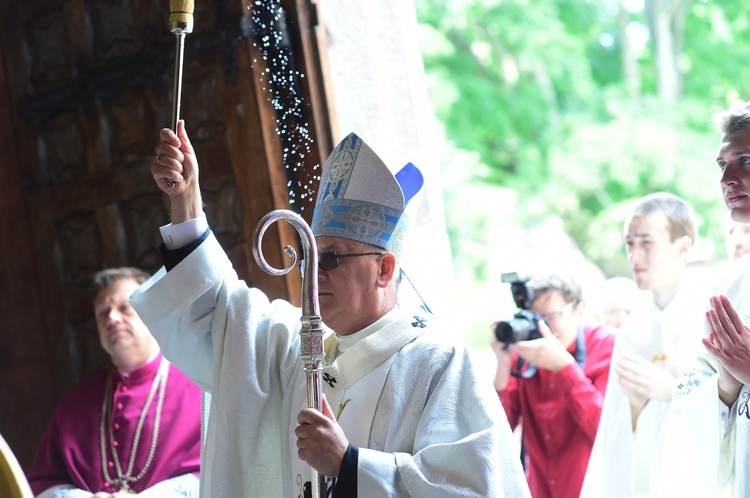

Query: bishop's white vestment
579;284;708;498
131;230;530;497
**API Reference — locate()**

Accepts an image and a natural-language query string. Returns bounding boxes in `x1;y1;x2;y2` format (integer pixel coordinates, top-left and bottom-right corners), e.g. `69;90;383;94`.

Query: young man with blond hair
657;101;750;497
581;192;708;497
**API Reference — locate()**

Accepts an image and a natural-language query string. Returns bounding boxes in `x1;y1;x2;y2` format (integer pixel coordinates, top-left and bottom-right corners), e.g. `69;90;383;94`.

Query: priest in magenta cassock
27;267;202;497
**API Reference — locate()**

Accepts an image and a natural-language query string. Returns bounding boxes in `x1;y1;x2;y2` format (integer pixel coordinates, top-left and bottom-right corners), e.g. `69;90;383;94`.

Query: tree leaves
414;0;746;348
417;0;733;279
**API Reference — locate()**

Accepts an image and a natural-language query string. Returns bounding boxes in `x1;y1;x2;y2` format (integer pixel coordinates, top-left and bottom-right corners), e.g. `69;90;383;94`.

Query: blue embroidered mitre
311;133;424;258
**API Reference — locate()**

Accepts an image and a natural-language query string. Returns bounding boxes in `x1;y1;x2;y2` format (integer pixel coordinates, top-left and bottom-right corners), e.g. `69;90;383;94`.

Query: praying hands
704;294;750;405
615;351;676;429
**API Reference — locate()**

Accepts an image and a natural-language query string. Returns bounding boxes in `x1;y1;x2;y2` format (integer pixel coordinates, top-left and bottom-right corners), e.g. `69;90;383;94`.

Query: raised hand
150;120;203;223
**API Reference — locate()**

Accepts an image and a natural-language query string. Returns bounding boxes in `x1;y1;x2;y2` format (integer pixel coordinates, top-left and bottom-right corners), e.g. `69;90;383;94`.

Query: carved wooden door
0;0;329;470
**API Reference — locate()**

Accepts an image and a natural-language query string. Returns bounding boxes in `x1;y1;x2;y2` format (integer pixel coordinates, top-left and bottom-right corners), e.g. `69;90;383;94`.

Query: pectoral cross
338;399;351;419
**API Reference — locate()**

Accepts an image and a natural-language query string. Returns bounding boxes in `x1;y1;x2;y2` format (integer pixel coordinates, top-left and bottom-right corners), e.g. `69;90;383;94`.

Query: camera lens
494;321;516;344
494;312;540;344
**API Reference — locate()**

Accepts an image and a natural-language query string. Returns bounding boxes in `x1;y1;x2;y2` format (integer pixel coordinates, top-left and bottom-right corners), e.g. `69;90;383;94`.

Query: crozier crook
252;209;327;498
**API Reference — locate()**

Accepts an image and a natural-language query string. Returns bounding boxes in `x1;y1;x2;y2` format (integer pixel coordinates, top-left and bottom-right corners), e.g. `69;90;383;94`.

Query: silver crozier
252;209;327;498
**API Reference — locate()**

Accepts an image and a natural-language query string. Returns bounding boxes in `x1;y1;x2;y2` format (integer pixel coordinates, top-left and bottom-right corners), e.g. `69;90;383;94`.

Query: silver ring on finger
166;178;176;189
154;154;161;164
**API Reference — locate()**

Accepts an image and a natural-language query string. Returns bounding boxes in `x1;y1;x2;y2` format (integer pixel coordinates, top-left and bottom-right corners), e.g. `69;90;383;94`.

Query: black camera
494;273;543;345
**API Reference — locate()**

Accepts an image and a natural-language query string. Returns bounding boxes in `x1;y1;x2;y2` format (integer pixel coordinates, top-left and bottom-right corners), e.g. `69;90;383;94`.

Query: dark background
0;0;333;470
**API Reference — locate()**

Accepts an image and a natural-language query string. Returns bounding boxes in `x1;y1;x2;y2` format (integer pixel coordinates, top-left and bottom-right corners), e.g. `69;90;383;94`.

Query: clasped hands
615;351;676;414
704;295;750;405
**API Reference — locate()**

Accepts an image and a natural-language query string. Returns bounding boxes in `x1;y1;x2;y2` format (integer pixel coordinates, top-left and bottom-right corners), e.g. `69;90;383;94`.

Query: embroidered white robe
657;257;750;498
130;231;530;498
580;285;708;498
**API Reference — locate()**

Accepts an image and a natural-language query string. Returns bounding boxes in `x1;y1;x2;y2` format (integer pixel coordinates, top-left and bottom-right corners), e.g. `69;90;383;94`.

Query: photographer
491;274;615;498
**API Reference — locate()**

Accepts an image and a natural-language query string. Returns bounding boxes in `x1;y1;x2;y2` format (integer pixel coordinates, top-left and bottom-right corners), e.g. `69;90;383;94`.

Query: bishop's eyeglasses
300;251;385;273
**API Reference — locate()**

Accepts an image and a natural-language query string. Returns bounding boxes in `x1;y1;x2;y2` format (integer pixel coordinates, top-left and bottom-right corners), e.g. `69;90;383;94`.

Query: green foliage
539;98;725;275
419;0;601;188
681;2;750;107
415;0;741;346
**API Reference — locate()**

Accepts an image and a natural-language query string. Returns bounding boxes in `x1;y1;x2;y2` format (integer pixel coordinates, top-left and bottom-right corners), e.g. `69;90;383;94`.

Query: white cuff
37;485;91;498
357;447;399;496
160;214;208;249
137;473;200;498
720;396;734;438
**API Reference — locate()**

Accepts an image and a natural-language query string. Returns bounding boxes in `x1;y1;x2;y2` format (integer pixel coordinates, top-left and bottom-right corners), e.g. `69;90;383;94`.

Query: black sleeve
333;444;358;498
159;228;211;271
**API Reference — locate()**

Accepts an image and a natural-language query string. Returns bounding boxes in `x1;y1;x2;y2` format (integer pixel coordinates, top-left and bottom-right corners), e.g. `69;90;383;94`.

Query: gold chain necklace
99;358;169;493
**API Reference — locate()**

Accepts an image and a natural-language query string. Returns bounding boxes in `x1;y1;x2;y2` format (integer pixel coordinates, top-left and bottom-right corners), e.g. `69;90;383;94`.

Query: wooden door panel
0;0;328;471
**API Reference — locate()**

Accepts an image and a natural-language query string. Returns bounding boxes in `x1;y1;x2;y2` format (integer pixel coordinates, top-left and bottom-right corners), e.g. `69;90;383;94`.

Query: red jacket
499;324;615;498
